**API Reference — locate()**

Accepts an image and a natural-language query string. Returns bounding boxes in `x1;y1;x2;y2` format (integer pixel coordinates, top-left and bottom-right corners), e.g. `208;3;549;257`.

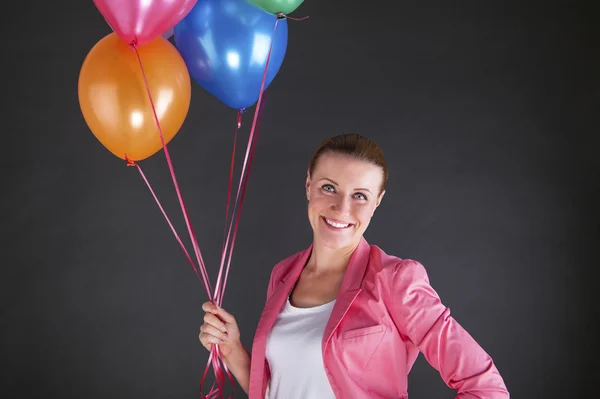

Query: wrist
223;339;245;360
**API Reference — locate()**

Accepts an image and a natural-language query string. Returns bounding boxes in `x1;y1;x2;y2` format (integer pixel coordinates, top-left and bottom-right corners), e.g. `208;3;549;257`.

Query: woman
199;134;509;398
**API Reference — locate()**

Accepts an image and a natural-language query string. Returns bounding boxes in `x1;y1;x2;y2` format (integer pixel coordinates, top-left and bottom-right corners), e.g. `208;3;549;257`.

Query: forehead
312;153;383;189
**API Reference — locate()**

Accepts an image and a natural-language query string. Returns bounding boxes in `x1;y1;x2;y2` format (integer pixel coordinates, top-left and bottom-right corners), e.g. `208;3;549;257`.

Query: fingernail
221;334;228;340
221;326;227;332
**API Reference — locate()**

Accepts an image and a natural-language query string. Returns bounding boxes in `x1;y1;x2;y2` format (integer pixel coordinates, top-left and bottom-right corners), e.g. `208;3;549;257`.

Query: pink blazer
249;237;509;398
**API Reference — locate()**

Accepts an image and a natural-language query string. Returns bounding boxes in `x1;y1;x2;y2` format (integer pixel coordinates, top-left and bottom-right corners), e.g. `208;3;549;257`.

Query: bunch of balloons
79;0;303;162
78;0;305;397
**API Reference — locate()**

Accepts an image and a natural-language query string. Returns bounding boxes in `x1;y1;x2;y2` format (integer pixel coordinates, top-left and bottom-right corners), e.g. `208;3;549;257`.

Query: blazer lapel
249;246;312;397
323;237;371;350
255;246;312;338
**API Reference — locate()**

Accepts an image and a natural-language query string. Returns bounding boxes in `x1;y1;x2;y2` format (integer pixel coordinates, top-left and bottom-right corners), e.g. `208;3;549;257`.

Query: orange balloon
78;33;191;161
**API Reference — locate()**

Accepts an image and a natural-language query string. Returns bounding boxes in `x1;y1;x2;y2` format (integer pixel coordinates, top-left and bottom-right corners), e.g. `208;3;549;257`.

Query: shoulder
265;247;308;299
268;247;307;281
367;244;430;283
366;246;443;317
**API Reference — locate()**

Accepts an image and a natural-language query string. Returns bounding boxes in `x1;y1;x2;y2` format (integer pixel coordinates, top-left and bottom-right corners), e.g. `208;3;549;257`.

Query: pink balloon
93;0;197;46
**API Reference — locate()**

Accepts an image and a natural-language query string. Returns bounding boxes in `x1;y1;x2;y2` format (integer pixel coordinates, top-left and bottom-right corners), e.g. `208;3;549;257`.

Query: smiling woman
305;134;387;253
198;133;510;398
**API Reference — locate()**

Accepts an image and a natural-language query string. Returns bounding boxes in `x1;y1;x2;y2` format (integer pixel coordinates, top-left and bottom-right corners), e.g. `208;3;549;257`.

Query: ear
376;190;386;207
372;190;385;216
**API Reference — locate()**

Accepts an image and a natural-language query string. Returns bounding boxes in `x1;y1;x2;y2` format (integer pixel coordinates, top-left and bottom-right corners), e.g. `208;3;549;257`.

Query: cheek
308;192;331;209
354;204;376;222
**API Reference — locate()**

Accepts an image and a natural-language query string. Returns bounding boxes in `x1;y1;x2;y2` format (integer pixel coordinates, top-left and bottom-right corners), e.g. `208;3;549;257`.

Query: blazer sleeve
388;259;509;399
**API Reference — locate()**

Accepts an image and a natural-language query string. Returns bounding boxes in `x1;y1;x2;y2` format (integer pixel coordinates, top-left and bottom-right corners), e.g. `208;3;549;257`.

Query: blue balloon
174;0;288;110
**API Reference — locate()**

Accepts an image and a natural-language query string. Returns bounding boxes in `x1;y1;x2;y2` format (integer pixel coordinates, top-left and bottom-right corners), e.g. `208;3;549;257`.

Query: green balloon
245;0;304;15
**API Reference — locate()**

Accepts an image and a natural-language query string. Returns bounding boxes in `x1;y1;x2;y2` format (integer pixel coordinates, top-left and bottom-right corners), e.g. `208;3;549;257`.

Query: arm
222;342;251;394
388;260;509;398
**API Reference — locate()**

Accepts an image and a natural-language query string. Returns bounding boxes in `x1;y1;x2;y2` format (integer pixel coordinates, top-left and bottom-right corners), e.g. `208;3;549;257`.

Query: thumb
214;304;236;324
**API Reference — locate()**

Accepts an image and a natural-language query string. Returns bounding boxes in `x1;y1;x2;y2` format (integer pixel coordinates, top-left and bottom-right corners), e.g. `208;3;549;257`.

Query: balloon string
213;17;280;307
218;89;267;306
201;92;268;399
130;44;213;299
201;14;280;399
222;109;245;250
200;348;234;399
214;347;225;399
125;156;204;284
200;350;216;398
277;12;310;21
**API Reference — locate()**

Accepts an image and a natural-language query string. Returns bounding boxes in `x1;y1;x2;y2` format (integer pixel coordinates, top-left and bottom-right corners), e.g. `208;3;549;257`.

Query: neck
306;238;361;275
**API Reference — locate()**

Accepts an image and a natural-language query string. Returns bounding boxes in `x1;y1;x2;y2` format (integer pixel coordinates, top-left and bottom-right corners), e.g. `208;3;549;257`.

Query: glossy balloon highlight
93;0;197;46
174;0;288;109
78;33;192;161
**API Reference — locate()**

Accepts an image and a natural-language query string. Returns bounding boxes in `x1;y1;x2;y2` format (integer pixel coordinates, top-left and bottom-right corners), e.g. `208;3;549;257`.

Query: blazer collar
257;236;371;336
281;236;370;287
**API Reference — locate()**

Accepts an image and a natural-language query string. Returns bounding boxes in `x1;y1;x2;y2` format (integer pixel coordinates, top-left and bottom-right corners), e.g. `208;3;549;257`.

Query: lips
322;216;353;229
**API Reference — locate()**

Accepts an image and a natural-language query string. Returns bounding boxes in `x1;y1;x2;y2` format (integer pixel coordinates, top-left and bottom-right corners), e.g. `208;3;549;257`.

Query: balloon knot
125;154;137;167
237;109;245;128
277;12;286;19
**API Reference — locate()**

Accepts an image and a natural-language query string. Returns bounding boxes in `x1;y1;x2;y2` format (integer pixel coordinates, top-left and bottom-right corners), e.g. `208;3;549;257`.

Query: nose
330;195;351;215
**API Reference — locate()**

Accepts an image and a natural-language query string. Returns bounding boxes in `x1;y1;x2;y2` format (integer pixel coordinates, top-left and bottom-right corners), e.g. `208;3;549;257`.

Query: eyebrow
318;178;373;194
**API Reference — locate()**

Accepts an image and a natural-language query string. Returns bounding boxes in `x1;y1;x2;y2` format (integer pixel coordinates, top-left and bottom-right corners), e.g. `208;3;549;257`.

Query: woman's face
306;152;385;251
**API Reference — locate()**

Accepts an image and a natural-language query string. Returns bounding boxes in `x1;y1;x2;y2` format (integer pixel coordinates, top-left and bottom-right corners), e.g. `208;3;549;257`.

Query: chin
319;237;351;250
314;229;359;251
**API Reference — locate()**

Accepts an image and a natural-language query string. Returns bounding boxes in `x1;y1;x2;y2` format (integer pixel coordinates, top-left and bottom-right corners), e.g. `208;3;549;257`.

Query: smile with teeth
323;217;353;229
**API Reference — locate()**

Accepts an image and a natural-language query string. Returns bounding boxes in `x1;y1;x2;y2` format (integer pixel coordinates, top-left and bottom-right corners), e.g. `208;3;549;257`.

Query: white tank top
265;297;337;399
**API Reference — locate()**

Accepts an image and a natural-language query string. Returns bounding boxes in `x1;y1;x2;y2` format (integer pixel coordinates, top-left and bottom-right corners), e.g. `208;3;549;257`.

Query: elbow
457;388;509;399
457;378;510;399
454;362;509;399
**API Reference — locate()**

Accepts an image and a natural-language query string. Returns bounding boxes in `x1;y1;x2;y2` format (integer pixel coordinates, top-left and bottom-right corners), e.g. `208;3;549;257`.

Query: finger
198;331;211;349
200;332;224;345
201;324;228;341
202;301;219;314
214;305;236;324
204;313;228;332
200;339;212;351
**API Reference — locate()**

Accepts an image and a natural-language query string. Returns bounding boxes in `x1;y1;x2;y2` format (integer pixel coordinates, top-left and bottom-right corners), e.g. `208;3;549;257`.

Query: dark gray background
2;0;598;398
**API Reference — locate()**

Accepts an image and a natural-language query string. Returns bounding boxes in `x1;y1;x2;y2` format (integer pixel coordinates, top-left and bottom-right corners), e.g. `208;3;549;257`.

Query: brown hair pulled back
308;133;388;193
